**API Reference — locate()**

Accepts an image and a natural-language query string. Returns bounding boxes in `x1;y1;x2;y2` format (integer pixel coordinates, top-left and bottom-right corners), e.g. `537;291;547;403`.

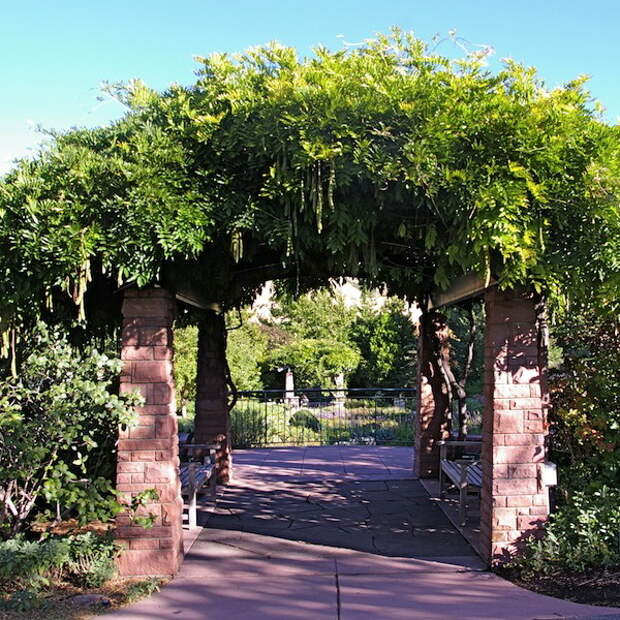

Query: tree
443;302;485;438
173;324;199;415
226;312;268;391
265;338;361;389
272;289;357;343
173;310;269;413
349;297;417;387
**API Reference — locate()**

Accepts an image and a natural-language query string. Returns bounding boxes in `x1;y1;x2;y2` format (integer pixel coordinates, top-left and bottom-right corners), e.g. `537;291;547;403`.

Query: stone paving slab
111;447;619;619
204;457;474;558
111;531;617;619
110;574;337;619
338;570;619;620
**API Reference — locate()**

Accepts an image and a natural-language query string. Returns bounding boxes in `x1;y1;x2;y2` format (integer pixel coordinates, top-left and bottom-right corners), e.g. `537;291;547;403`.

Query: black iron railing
230;388;416;448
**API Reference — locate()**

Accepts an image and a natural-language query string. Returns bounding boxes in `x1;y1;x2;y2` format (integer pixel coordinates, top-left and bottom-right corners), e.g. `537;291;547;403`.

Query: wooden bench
179;442;219;529
438;440;482;526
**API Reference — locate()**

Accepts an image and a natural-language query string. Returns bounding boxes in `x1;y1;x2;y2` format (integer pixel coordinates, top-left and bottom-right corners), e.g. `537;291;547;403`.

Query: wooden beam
429;272;496;309
175;290;221;312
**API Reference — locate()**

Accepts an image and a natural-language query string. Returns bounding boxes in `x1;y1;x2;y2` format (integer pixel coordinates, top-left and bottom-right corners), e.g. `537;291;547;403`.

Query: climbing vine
0;29;618;353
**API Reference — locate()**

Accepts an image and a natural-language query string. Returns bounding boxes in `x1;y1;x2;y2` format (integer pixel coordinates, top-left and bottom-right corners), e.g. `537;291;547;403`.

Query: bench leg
188;490;197;528
188;463;197;529
459;483;467;526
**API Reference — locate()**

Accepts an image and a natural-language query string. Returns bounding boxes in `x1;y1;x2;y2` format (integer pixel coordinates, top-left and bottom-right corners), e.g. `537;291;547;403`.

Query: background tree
226;311;269;391
173;324;199;416
264;337;361;389
443;302;485;437
349;296;417;388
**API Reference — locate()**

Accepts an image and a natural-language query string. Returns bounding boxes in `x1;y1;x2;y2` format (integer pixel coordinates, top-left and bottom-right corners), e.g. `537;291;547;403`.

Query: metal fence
230;388;416;448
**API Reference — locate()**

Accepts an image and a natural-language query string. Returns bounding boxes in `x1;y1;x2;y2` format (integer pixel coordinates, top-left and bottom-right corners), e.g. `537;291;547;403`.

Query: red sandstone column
414;311;451;478
115;287;184;577
480;287;549;564
193;310;232;483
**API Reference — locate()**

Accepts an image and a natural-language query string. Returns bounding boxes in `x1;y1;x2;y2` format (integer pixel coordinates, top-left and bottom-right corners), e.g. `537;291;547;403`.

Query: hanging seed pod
327;159;336;210
45;289;54;312
231;230;243;262
316;163;323;232
10;329;17;377
1;329;9;358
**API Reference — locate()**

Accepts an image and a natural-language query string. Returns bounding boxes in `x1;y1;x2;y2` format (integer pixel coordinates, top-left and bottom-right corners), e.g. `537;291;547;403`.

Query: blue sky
1;0;618;174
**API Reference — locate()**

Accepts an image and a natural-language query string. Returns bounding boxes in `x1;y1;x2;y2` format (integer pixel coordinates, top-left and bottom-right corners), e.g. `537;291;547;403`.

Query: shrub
548;311;620;491
230;402;289;447
506;306;620;578
511;487;620;576
0;323;142;538
289;409;321;433
344;398;375;409
230;402;322;447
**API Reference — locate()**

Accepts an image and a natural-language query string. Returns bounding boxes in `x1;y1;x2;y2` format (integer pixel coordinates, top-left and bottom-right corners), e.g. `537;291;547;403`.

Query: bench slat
179;464;213;492
469;466;482;487
440;460;481;488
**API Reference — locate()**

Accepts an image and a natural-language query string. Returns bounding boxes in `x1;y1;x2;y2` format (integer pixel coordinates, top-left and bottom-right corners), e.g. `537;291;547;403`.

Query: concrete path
111;447;619;619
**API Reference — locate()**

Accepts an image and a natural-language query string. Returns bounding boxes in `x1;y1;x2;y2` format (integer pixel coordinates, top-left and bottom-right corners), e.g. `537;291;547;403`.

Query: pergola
115;271;550;576
2;35;606;580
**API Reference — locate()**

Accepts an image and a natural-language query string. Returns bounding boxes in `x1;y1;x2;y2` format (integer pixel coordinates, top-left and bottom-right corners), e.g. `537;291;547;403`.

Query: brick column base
115;288;183;577
414;311;451;478
480;287;549;564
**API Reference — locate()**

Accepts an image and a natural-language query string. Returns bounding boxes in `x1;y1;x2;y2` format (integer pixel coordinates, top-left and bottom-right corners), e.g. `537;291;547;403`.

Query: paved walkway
208;447;474;558
111;447;619;619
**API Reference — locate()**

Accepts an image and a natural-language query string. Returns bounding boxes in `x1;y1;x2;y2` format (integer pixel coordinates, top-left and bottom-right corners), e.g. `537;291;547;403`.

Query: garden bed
500;568;620;608
0;577;165;619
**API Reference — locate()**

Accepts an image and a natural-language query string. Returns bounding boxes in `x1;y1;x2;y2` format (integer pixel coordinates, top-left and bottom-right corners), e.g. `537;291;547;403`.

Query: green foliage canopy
1;30;618;346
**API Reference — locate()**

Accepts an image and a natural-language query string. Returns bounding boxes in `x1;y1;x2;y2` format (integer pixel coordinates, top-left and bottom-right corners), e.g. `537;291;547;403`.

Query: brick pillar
193;310;232;483
414;311;451;478
115;288;184;577
480;287;549;564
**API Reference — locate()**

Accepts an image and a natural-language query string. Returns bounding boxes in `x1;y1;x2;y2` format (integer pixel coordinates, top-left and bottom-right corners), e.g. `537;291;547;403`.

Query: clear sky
1;0;619;174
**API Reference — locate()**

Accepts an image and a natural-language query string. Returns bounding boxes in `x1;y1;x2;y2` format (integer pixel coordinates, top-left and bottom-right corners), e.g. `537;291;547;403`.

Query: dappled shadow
199;447;476;560
109;448;615;619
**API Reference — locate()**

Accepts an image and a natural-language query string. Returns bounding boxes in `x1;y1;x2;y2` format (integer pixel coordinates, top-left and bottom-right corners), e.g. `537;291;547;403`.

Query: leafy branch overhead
0;29;618;343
